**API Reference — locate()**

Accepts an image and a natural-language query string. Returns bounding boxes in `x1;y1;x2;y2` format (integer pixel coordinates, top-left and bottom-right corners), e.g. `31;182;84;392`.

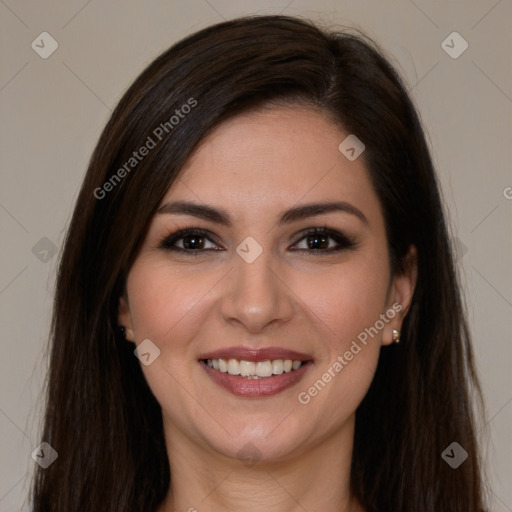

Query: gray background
1;1;511;510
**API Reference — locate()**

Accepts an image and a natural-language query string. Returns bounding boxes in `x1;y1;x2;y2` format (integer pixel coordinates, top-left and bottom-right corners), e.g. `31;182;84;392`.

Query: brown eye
159;227;358;256
291;228;358;253
159;229;220;253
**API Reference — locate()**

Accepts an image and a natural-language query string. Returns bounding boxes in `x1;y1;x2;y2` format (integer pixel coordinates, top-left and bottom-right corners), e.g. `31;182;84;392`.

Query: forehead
161;106;381;224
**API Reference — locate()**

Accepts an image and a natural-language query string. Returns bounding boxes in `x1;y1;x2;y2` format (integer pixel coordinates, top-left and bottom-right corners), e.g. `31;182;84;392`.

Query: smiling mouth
202;358;308;379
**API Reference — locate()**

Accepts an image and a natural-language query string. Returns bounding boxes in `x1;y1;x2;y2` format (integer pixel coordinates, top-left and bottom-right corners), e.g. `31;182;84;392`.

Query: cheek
290;252;390;410
124;261;214;419
296;254;390;349
126;260;212;341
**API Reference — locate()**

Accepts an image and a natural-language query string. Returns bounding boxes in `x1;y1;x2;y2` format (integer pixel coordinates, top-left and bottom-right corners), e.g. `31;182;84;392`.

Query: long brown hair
31;15;488;511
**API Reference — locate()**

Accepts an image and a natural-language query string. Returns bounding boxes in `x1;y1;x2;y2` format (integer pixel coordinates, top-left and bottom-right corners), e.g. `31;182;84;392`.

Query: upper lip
198;346;313;362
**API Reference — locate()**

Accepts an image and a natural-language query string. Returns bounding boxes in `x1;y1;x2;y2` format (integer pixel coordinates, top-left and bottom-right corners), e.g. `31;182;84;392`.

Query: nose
220;249;294;334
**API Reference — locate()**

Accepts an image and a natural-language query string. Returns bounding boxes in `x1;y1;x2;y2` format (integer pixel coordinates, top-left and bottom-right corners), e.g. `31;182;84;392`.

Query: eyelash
158;227;359;256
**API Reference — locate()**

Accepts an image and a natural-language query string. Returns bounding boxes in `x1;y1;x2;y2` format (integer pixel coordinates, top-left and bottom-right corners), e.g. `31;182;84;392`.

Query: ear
118;294;136;343
382;244;418;346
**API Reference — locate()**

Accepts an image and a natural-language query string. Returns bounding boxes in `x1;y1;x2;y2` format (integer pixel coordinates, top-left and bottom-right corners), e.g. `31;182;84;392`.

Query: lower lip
199;360;313;397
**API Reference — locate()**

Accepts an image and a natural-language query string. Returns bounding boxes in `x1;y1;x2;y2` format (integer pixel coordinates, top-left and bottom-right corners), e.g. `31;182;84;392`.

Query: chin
201;418;309;464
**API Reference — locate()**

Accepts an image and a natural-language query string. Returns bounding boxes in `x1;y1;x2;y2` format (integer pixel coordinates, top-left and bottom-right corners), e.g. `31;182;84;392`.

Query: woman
30;15;488;512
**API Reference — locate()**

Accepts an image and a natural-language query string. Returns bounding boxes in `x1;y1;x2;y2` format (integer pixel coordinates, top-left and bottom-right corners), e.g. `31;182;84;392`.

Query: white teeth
227;358;241;375
292;360;302;370
272;359;284;374
256;361;273;377
205;358;305;378
240;360;255;376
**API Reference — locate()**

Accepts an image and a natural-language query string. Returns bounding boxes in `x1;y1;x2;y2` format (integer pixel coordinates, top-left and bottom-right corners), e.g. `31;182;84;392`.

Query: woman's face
119;105;416;464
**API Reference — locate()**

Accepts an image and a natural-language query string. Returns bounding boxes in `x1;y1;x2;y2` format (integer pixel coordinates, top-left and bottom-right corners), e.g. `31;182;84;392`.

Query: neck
157;414;365;512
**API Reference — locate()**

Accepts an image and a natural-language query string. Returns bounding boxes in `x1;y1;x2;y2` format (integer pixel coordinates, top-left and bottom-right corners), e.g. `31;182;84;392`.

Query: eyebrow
157;200;368;227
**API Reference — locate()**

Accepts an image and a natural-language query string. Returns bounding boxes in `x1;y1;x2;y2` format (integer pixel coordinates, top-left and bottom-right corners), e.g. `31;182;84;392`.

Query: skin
118;105;417;512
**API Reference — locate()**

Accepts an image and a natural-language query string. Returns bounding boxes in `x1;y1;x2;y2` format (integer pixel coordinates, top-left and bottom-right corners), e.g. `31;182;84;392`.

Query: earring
392;329;401;343
118;325;126;339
